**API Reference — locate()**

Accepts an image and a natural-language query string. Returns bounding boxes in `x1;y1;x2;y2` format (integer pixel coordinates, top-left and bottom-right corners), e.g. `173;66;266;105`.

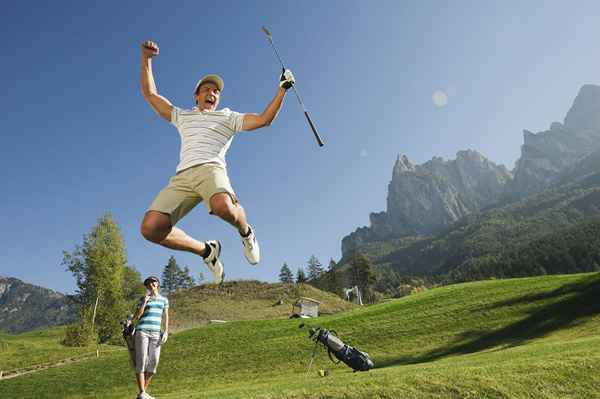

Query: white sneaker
203;240;224;284
241;225;260;265
137;393;153;399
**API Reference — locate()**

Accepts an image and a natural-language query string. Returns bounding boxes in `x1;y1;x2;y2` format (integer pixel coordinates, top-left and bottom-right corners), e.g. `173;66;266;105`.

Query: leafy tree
307;255;324;281
279;263;294;284
296;267;307;284
123;265;145;302
62;214;131;344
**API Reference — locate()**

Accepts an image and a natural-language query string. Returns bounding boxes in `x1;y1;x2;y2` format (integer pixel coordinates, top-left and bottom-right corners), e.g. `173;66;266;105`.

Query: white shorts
134;330;161;374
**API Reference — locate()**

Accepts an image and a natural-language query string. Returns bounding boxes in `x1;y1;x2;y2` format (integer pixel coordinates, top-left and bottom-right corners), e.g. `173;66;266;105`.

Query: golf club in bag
261;25;325;147
302;324;374;372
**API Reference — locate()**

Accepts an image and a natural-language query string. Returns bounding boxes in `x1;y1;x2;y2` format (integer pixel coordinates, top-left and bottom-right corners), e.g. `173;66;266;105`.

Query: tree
306;255;324;281
324;259;343;295
296;267;307;283
350;254;377;303
62;214;133;344
176;266;195;289
161;256;195;294
161;256;179;294
279;263;294;284
123;265;145;302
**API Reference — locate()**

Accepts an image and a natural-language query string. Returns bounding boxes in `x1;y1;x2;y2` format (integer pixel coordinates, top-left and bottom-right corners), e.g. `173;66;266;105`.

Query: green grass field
1;273;599;398
0;327;98;372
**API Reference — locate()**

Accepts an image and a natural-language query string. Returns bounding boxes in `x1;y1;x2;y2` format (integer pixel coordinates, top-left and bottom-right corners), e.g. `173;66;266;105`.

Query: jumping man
139;40;295;283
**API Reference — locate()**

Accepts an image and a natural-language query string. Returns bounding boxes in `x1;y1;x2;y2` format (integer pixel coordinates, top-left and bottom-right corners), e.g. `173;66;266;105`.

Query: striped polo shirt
170;106;246;172
136;294;169;332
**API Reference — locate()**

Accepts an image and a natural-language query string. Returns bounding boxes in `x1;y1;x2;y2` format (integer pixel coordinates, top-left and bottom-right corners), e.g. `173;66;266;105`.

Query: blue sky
2;1;600;294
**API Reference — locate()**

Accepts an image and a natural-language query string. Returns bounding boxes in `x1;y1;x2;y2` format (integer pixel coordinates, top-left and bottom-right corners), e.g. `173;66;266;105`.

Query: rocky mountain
342;150;512;257
0;277;77;333
342;84;600;259
511;85;600;197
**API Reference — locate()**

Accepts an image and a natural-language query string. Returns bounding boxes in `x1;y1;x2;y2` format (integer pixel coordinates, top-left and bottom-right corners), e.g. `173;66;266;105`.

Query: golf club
261;26;325;147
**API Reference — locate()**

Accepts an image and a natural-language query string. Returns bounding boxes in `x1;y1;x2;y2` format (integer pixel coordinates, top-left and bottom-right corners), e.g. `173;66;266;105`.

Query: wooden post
91;291;100;357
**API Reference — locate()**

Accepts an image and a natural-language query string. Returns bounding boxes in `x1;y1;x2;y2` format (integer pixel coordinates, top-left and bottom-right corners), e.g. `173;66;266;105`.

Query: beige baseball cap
193;74;224;94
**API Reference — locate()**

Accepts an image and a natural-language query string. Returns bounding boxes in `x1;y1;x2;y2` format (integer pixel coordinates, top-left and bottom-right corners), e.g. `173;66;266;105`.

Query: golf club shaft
263;28;325;147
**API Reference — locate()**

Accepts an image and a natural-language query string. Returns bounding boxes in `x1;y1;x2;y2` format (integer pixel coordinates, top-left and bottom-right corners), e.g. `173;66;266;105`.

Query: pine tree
161;256;179;294
279;263;294;283
197;271;206;285
296;267;307;283
63;214;133;344
162;256;195;293
350;254;377;302
306;255;324;281
325;259;343;295
176;266;195;289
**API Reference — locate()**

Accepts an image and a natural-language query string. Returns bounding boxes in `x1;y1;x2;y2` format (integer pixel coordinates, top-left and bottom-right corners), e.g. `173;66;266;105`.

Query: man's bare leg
141;211;207;256
209;193;250;235
209;192;260;264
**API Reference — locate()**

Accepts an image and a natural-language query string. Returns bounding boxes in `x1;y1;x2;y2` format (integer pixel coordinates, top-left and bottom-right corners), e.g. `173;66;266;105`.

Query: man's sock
240;226;252;238
202;242;212;258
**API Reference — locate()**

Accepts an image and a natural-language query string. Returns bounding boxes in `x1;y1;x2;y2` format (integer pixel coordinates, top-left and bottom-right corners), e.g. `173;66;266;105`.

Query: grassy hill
0;327;98;373
168;281;356;331
1;273;599;398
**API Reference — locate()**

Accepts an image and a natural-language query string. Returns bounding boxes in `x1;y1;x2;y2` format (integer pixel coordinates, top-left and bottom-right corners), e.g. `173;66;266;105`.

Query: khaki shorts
148;163;237;225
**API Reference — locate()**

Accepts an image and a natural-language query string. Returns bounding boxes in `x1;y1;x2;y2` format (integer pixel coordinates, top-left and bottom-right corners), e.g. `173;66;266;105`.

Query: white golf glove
279;68;295;90
159;330;168;345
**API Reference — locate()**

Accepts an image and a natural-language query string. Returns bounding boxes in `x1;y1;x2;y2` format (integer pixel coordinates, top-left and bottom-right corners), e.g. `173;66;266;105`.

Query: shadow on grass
377;273;600;369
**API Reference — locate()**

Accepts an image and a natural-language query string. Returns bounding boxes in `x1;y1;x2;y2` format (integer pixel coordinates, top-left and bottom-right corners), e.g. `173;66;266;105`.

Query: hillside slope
2;272;599;398
167;281;355;331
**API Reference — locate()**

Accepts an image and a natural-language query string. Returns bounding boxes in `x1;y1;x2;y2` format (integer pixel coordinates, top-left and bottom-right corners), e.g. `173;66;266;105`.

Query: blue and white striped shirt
136;294;169;332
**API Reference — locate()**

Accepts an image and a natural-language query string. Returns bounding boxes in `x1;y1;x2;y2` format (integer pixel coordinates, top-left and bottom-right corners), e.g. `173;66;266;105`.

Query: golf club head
261;25;273;39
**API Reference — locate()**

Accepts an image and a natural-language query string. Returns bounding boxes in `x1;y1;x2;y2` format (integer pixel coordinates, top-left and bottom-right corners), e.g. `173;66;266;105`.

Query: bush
63;323;96;347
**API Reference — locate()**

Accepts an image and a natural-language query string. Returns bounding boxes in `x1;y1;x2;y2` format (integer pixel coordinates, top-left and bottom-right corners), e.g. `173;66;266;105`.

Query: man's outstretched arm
242;69;295;131
140;40;173;121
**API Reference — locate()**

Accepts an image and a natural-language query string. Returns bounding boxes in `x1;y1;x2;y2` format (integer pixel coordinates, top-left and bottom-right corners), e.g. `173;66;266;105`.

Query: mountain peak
564;84;600;131
393;154;415;175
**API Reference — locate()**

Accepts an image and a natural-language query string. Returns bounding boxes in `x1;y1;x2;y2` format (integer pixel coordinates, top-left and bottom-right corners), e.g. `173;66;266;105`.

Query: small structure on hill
290;297;320;318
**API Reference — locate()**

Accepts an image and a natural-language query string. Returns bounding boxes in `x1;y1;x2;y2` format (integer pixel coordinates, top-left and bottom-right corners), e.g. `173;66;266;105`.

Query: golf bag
308;327;374;372
121;314;136;369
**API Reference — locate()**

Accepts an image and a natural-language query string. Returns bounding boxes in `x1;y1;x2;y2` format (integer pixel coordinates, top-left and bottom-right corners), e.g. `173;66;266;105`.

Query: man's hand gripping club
279;68;295;90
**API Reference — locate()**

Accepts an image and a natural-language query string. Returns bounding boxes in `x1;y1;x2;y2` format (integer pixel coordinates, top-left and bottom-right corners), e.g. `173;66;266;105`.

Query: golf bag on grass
121;314;136;369
308;327;374;372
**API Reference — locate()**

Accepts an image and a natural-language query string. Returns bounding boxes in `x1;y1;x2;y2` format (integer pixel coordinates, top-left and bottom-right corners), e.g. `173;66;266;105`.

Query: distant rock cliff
342;150;511;256
0;277;77;333
341;85;600;259
511;85;600;197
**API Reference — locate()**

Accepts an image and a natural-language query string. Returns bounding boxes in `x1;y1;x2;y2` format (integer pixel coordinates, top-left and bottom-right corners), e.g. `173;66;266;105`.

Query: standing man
133;276;169;399
139;40;295;283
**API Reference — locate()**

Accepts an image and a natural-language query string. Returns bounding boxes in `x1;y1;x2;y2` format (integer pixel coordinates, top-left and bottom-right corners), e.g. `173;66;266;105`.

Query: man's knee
140;212;171;243
210;193;238;221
